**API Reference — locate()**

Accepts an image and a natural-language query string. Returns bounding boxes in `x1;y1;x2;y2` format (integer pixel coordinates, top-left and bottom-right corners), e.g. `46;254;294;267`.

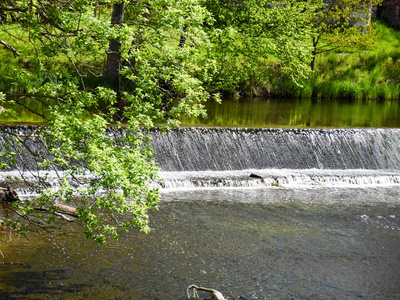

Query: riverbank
1;21;399;104
258;22;400;100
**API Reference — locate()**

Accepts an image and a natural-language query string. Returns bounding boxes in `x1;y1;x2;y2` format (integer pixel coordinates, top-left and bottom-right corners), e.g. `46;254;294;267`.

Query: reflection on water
1;187;400;299
0;98;47;123
180;98;400;128
2;97;400;128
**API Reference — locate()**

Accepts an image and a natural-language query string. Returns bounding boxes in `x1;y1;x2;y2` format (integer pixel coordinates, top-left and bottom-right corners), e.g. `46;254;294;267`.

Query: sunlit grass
293;21;400;100
1;19;399;101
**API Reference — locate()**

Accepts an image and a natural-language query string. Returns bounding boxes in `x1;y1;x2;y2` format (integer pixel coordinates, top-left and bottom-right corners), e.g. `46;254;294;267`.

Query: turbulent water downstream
1;127;400;299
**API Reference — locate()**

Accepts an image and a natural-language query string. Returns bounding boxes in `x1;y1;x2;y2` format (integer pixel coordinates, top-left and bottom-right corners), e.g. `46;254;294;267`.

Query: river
1;98;400;299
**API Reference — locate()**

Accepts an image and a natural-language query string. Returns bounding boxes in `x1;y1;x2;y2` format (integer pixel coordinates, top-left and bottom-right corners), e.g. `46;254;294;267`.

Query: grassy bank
270;21;400;100
1;21;399;102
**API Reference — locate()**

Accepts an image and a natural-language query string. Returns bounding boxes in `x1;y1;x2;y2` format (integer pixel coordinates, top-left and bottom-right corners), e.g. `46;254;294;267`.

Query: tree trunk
310;36;318;71
103;1;125;82
367;0;373;27
310;54;316;71
179;25;187;48
0;186;19;204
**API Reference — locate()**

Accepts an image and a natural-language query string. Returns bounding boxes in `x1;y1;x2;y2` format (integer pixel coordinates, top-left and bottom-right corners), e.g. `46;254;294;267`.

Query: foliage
310;0;383;70
0;0;329;242
0;0;214;243
281;21;400;100
204;0;323;93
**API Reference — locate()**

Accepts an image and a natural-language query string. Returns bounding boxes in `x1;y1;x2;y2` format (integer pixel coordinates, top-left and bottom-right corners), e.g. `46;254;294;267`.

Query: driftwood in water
51;203;78;222
187;285;226;300
0;186;19;204
0;186;78;222
33;203;78;222
53;203;78;216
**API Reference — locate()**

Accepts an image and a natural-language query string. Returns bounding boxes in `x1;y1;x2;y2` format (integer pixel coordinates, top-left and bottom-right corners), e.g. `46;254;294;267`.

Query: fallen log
46;203;78;222
33;207;78;222
1;186;78;222
53;203;78;216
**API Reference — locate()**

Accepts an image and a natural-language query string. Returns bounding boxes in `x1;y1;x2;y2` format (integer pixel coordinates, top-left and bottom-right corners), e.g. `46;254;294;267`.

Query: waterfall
1;125;400;197
1;126;400;172
151;128;400;171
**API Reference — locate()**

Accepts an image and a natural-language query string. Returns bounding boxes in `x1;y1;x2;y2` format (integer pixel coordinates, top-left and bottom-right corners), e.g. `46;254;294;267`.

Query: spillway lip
150;126;400;133
177;124;400;130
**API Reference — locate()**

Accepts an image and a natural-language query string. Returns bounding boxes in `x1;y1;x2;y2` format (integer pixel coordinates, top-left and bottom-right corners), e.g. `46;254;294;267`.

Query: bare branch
65;53;86;90
13;98;47;120
0;6;28;13
187;285;226;300
0;39;19;58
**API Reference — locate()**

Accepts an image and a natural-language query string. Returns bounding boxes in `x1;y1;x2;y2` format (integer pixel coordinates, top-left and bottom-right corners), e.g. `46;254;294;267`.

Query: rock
0;186;19;203
249;173;264;182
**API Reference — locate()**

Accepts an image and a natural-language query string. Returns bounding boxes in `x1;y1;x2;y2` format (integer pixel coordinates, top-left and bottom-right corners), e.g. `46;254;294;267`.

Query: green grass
2;20;400;101
288;21;400;101
0;21;109;94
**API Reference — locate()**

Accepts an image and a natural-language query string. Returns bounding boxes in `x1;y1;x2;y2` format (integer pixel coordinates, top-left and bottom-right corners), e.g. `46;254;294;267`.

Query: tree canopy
1;0;382;243
0;0;216;243
204;0;323;91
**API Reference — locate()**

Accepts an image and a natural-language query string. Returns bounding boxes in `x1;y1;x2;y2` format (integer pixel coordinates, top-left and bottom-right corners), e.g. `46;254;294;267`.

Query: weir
2;129;400;300
151;128;400;171
1;126;400;172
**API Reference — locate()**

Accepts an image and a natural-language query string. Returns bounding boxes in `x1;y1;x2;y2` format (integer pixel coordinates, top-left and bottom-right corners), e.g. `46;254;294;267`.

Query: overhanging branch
0;39;19;57
0;6;28;13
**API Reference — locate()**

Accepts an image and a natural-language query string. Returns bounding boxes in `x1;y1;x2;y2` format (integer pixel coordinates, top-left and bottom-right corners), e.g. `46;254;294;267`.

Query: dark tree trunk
310;36;318;71
103;1;127;121
0;186;19;204
310;53;316;71
179;25;187;48
103;1;125;82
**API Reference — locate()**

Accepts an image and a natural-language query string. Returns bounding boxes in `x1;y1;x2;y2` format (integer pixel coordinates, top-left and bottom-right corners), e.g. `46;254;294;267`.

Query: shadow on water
1;193;400;299
0;267;89;299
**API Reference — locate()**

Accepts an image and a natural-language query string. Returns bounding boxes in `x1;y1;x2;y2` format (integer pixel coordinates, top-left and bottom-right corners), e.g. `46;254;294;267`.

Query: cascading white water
157;169;400;190
151;127;400;171
1;126;400;197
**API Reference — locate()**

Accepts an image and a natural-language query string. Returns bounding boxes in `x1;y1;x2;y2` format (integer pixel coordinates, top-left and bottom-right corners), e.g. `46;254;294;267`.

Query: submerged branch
187;285;226;300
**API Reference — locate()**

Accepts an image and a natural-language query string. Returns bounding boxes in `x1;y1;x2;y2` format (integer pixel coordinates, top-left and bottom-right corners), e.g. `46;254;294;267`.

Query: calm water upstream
2;97;400;128
1;98;400;299
179;98;400;128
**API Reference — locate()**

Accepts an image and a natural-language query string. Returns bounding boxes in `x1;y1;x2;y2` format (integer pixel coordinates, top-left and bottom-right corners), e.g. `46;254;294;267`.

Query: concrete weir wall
1;126;400;172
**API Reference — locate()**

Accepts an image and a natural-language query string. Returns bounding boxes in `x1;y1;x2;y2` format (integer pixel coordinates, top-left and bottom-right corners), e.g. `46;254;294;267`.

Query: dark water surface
1;187;400;299
180;98;400;128
2;98;400;128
